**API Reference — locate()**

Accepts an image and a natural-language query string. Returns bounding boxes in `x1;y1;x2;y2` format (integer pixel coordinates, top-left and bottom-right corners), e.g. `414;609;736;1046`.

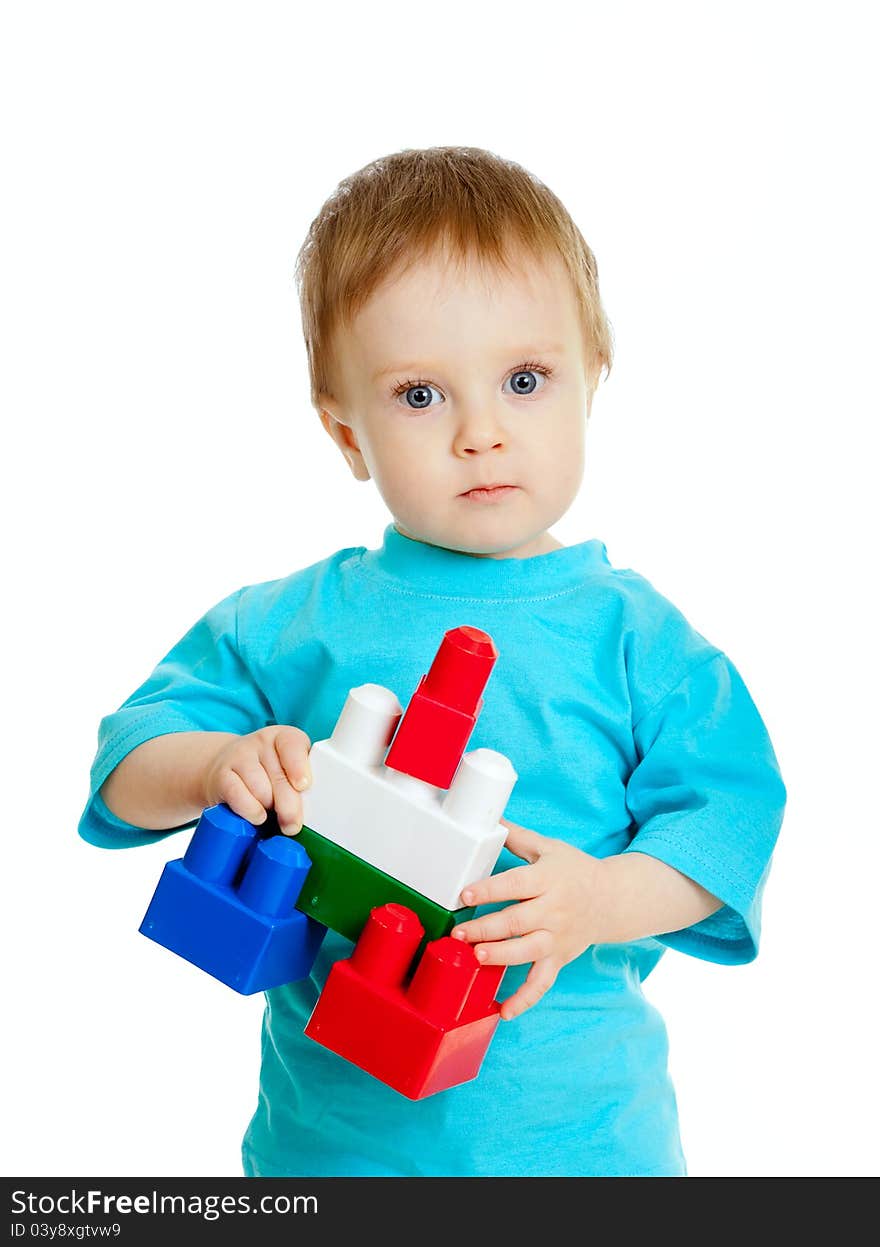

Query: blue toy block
139;804;327;994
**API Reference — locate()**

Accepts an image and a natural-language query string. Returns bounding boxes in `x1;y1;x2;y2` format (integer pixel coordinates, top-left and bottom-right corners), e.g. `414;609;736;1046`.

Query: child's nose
452;405;507;456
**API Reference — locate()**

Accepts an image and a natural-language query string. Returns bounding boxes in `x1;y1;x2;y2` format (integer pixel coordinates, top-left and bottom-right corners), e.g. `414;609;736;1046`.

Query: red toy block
304;903;505;1099
384;626;498;788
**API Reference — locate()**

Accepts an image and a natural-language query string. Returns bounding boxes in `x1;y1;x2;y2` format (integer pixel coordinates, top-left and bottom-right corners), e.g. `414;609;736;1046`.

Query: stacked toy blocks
139;802;326;994
305;901;505;1100
299;626;517;922
300;624;516;1095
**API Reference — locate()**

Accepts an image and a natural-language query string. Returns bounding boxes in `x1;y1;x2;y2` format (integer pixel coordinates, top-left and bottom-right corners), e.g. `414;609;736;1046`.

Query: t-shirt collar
359;523;610;599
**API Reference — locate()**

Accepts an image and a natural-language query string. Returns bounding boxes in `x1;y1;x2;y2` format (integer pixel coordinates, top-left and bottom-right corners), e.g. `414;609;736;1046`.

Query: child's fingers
274;727;313;791
500;818;549;863
460;862;541;907
231;756;274;812
264;771;302;834
498;958;559;1021
468;929;554;969
264;736;310;835
272;729;312;835
452;897;545;944
214;768;270;827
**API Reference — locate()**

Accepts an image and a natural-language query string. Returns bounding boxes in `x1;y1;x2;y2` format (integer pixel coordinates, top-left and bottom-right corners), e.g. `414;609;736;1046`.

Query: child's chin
459;533;534;558
402;512;531;557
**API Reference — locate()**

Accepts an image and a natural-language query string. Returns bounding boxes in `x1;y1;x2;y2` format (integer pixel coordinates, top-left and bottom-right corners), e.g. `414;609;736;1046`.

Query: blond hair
295;145;614;408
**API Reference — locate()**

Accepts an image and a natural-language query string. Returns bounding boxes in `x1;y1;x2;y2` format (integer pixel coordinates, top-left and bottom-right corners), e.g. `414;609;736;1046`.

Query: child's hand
451;818;606;1021
202;726;313;836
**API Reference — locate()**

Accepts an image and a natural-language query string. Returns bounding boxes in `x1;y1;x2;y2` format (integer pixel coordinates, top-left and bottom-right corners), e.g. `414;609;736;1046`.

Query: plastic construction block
305;903;505;1100
300;679;517;911
384;626;498;788
139;804;326;994
292;818;475;947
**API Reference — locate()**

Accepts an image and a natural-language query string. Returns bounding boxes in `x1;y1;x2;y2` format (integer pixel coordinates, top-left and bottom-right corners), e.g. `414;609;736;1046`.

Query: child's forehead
387;241;567;300
345;243;577;341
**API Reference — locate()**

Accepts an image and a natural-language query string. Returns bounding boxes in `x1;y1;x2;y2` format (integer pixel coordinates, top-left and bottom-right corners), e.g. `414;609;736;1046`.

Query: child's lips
459;485;519;503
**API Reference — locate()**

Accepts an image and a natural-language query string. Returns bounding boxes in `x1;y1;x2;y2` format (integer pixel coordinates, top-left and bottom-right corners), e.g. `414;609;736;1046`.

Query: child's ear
318;396;371;483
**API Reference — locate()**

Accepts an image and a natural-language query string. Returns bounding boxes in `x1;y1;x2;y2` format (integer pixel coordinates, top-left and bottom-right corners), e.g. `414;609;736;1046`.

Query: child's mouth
460;486;519;503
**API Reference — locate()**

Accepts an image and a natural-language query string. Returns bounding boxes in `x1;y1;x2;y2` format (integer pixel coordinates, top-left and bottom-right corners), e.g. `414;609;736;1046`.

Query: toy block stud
384;625;498;788
305;903;505;1099
139;804;326;994
329;681;403;765
351;901;423;984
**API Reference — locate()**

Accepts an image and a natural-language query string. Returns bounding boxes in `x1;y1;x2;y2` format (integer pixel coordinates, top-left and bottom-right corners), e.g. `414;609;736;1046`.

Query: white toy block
300;684;517;909
330;682;403;765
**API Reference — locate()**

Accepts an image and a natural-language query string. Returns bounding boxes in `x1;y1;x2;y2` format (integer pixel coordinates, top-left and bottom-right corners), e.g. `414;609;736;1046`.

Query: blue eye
398;383;442;410
504;369;546;396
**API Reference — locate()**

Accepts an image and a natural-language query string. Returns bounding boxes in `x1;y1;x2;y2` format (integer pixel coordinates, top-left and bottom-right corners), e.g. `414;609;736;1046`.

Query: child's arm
100;731;239;830
100;725;313;835
453;821;721;1020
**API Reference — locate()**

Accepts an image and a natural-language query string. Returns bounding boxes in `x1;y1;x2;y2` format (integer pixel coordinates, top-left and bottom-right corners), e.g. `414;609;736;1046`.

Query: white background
2;0;877;1179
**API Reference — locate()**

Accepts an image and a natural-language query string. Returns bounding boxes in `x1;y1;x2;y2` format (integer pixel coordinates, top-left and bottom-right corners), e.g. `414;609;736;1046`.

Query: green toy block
294;822;475;947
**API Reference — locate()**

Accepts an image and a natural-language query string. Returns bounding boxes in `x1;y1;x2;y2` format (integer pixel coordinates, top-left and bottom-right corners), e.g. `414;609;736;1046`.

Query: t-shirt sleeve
78;587;274;850
622;650;787;965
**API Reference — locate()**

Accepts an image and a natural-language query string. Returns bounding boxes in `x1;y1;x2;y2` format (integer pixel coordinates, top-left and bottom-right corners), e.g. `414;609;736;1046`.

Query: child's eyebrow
372;346;564;383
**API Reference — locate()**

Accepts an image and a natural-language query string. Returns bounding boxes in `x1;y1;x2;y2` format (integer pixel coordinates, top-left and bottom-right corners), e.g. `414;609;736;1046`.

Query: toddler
79;146;787;1177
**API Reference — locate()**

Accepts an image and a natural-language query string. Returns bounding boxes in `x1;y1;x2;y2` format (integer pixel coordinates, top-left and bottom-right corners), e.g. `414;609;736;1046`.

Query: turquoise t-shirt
78;524;787;1177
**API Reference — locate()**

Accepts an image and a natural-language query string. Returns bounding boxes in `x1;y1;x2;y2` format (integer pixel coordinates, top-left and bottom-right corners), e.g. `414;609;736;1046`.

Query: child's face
319;244;596;558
